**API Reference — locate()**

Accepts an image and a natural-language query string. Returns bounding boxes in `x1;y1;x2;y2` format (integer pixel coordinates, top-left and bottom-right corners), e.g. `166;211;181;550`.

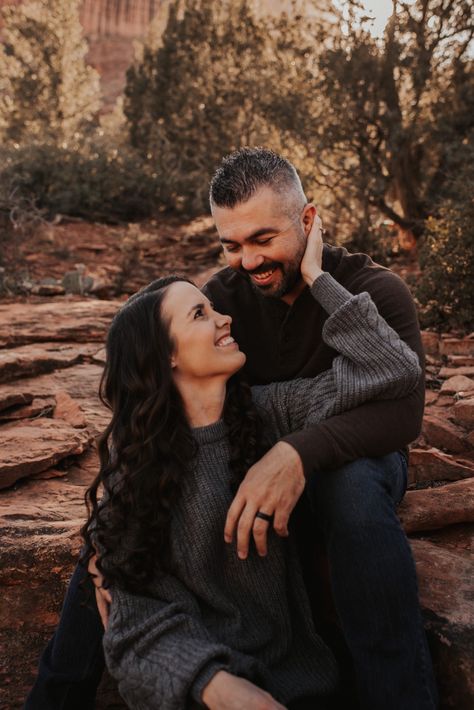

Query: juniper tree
0;0;101;143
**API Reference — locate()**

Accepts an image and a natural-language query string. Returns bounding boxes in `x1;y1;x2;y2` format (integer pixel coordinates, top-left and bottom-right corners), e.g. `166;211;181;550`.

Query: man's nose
241;248;264;273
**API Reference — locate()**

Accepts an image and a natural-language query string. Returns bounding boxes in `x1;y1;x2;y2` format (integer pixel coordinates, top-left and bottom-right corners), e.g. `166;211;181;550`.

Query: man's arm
281;271;425;476
225;222;425;558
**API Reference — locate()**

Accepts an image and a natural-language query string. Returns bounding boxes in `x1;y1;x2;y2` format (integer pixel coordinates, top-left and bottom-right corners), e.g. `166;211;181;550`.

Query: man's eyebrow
219;227;279;244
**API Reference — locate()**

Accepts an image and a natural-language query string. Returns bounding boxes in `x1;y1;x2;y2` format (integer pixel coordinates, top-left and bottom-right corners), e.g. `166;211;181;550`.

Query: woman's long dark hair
81;275;266;593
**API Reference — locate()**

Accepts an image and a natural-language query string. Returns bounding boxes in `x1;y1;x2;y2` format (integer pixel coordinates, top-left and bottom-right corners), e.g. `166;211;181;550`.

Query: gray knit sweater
102;273;421;710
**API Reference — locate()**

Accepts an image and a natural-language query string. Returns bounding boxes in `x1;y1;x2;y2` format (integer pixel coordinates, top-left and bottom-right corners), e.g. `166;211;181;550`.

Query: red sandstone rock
452;398;474;427
0;389;33;412
440;375;474;395
436;394;455;407
0;342;101;383
399;478;474;533
420;330;440;355
422;414;470;454
439;338;474;357
0;363;108;437
53;391;87;429
0;396;56;422
447;355;474;367
424;390;439;405
408;448;474;484
410;539;474;709
439;366;474;378
0;299;118;348
0;419;93;489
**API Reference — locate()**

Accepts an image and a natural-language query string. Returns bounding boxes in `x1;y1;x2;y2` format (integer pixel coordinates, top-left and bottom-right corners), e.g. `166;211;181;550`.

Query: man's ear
302;204;317;236
170;356;176;369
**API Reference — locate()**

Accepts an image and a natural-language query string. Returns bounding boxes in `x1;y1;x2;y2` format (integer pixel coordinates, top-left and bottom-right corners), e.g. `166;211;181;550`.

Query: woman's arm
252;274;421;438
251;220;421;442
103;578;281;710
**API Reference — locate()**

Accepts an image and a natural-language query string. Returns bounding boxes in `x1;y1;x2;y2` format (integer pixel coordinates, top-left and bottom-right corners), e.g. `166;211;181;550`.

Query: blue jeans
306;452;438;709
24;563;105;710
25;453;438;709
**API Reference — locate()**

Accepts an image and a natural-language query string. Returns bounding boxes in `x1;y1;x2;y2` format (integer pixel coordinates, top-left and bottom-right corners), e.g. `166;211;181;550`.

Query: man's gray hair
209;147;306;214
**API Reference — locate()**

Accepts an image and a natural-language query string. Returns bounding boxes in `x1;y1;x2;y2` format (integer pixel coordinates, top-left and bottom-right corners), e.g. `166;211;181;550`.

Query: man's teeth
253;269;275;281
216;336;235;347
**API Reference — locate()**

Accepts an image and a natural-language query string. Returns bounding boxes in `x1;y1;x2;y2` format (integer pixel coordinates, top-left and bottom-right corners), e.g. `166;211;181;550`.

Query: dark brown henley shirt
203;243;425;477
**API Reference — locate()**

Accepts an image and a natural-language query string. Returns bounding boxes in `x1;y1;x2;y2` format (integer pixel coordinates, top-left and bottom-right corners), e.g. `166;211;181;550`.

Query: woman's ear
170;356;176;369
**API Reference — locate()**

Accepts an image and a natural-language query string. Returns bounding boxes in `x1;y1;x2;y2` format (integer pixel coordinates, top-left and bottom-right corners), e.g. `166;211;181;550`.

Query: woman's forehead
162;281;206;319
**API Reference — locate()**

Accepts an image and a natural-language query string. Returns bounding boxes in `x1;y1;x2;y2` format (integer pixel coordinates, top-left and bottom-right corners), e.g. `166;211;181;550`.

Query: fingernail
238;551;246;560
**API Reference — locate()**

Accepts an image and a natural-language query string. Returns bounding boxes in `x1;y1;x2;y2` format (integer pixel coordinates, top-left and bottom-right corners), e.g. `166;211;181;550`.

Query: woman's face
162;281;246;383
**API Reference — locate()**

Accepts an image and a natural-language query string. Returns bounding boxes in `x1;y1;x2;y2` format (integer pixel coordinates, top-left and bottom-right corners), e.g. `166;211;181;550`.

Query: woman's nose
215;311;232;328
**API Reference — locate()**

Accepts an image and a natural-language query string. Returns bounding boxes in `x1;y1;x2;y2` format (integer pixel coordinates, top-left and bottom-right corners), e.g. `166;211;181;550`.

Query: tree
416;145;474;331
123;0;330;214
0;0;101;143
273;0;474;241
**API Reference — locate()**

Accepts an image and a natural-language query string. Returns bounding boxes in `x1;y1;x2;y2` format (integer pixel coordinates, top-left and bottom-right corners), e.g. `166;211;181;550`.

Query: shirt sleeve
251;273;421;469
103;577;259;710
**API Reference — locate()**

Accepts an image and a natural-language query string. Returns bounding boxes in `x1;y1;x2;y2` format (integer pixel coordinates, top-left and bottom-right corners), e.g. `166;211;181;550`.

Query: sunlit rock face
81;0;165;37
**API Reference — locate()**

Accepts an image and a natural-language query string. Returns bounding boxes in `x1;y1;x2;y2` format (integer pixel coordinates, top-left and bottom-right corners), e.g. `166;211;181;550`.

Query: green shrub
417;163;474;332
0;140;161;222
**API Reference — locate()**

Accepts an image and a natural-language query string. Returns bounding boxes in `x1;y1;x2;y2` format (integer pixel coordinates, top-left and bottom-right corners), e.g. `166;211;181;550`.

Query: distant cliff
0;0;331;107
0;0;165;37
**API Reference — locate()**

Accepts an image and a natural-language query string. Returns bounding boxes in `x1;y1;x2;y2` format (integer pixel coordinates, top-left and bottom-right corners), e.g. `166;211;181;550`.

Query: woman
81;221;420;710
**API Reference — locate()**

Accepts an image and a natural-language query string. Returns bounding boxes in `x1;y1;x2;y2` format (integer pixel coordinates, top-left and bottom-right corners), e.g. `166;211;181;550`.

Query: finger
273;506;290;538
252;517;271;557
236;504;259;559
224;493;246;543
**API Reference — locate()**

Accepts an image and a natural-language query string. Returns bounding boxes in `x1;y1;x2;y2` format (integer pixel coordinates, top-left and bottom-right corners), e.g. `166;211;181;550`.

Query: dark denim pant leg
24;562;105;710
307;452;438;710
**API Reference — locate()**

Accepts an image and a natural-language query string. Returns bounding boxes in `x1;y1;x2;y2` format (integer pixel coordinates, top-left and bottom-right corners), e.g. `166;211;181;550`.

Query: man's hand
300;213;324;286
202;670;287;710
224;441;305;559
88;554;112;629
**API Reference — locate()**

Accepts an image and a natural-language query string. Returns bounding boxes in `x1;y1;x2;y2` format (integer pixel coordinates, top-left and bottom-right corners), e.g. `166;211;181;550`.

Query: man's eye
255;238;273;246
224;245;239;253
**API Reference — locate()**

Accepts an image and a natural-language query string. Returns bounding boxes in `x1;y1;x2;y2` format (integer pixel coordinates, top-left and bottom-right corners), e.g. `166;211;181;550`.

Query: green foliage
272;0;474;243
417;158;474;332
0;139;161;222
123;0;321;215
0;0;101;142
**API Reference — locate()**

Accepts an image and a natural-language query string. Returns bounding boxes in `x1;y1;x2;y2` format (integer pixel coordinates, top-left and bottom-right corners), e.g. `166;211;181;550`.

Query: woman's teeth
216;336;235;348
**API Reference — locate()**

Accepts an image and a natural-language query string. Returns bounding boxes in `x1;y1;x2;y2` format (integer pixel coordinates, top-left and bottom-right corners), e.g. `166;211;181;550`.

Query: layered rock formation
0;289;473;707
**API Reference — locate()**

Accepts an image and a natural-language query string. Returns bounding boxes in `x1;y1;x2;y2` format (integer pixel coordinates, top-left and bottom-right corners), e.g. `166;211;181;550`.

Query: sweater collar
191;418;228;444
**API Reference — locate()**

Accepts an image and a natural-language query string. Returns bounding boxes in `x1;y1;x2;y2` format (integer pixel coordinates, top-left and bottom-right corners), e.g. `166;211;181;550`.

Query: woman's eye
194;308;205;319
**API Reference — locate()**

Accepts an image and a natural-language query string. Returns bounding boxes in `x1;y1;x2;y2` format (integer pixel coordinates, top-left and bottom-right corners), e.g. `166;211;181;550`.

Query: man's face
212;186;309;303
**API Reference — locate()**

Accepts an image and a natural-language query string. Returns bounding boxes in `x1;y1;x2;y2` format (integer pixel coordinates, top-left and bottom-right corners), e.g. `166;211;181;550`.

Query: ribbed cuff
310;272;354;314
191;660;230;706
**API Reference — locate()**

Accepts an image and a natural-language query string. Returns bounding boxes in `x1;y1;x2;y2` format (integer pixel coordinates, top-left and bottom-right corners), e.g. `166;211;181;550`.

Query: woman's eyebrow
187;302;206;317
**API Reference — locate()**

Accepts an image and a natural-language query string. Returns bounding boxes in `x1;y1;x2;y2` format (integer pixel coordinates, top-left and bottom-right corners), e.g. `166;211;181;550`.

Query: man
26;148;437;709
201;148;437;709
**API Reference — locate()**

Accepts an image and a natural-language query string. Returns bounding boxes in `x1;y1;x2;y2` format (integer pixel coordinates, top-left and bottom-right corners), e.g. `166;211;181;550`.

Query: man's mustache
240;262;281;276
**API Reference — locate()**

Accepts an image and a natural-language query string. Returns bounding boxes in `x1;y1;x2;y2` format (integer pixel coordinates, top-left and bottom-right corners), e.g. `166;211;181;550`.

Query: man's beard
240;232;307;299
240;260;303;299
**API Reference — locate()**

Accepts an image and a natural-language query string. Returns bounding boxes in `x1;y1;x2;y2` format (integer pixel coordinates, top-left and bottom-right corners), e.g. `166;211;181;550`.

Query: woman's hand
88;554;112;629
300;213;324;286
202;671;287;710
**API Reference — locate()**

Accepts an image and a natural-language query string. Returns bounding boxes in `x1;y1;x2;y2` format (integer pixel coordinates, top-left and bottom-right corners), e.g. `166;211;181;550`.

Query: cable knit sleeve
251;272;421;440
103;577;259;710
